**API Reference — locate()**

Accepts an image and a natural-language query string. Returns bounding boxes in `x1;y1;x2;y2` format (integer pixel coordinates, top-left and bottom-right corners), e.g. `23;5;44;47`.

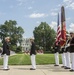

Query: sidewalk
0;65;74;75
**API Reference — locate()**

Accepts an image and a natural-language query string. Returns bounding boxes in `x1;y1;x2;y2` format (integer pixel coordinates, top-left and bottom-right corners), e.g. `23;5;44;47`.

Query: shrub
16;46;22;53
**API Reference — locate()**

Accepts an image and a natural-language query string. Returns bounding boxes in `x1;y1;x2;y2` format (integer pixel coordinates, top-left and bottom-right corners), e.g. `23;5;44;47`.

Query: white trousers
31;54;36;69
65;52;71;68
54;52;59;65
71;53;74;70
3;54;9;69
61;53;66;66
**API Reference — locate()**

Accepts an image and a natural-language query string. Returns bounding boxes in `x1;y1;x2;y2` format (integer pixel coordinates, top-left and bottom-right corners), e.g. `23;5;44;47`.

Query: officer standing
64;34;71;69
2;37;10;70
30;37;36;70
53;41;60;66
70;32;74;72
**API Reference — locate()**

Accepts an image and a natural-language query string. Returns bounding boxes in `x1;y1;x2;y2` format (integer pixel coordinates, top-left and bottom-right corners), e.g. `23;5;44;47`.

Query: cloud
66;17;71;21
50;8;59;17
51;12;57;16
51;8;58;11
29;13;48;18
58;4;61;7
16;0;27;6
65;2;74;9
49;21;57;29
28;6;33;10
69;2;74;9
63;0;74;9
16;0;35;6
68;23;74;32
63;0;72;3
36;21;40;24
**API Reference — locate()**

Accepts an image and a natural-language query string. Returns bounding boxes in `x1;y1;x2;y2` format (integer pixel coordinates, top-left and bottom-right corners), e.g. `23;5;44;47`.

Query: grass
0;54;62;65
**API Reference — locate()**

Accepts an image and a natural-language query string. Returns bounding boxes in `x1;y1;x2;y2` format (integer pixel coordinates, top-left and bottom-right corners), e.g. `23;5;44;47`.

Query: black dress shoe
54;64;59;66
64;67;70;69
30;68;36;70
70;69;74;72
61;66;65;68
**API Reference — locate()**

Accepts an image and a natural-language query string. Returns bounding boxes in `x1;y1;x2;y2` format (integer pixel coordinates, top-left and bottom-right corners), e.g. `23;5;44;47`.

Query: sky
0;0;74;38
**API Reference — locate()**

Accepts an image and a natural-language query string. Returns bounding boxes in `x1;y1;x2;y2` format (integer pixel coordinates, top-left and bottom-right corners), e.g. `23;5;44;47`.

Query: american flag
56;13;61;45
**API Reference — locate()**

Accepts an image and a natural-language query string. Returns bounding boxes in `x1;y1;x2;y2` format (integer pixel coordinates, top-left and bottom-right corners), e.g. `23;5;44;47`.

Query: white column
31;54;36;69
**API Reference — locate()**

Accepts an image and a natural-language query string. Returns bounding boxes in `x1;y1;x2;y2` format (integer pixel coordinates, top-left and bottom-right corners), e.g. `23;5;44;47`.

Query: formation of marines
0;32;74;72
53;32;74;72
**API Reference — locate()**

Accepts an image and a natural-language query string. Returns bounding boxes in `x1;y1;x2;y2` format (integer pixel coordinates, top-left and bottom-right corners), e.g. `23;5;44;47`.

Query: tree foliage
0;20;24;46
33;22;56;52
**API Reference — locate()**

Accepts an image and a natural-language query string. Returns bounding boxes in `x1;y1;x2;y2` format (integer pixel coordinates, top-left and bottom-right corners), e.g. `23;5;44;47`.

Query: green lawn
0;54;62;65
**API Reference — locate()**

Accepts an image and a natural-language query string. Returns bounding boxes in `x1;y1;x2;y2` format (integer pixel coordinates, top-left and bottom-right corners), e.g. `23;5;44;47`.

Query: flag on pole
56;13;61;45
60;6;66;47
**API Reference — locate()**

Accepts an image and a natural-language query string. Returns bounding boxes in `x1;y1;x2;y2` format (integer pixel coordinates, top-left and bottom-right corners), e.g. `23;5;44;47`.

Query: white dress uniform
70;36;74;71
65;39;71;69
3;54;9;69
53;42;60;66
54;52;59;66
61;46;66;67
31;54;36;69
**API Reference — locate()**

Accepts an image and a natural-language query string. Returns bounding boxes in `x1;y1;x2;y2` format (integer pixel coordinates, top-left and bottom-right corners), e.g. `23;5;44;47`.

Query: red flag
56;13;61;45
60;6;66;46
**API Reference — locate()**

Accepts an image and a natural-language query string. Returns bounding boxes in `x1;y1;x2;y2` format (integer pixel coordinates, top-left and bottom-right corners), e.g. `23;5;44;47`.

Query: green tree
33;22;56;52
0;20;24;51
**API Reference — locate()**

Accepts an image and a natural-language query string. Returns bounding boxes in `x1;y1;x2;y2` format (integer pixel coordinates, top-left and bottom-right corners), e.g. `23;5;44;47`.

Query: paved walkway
0;65;74;75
